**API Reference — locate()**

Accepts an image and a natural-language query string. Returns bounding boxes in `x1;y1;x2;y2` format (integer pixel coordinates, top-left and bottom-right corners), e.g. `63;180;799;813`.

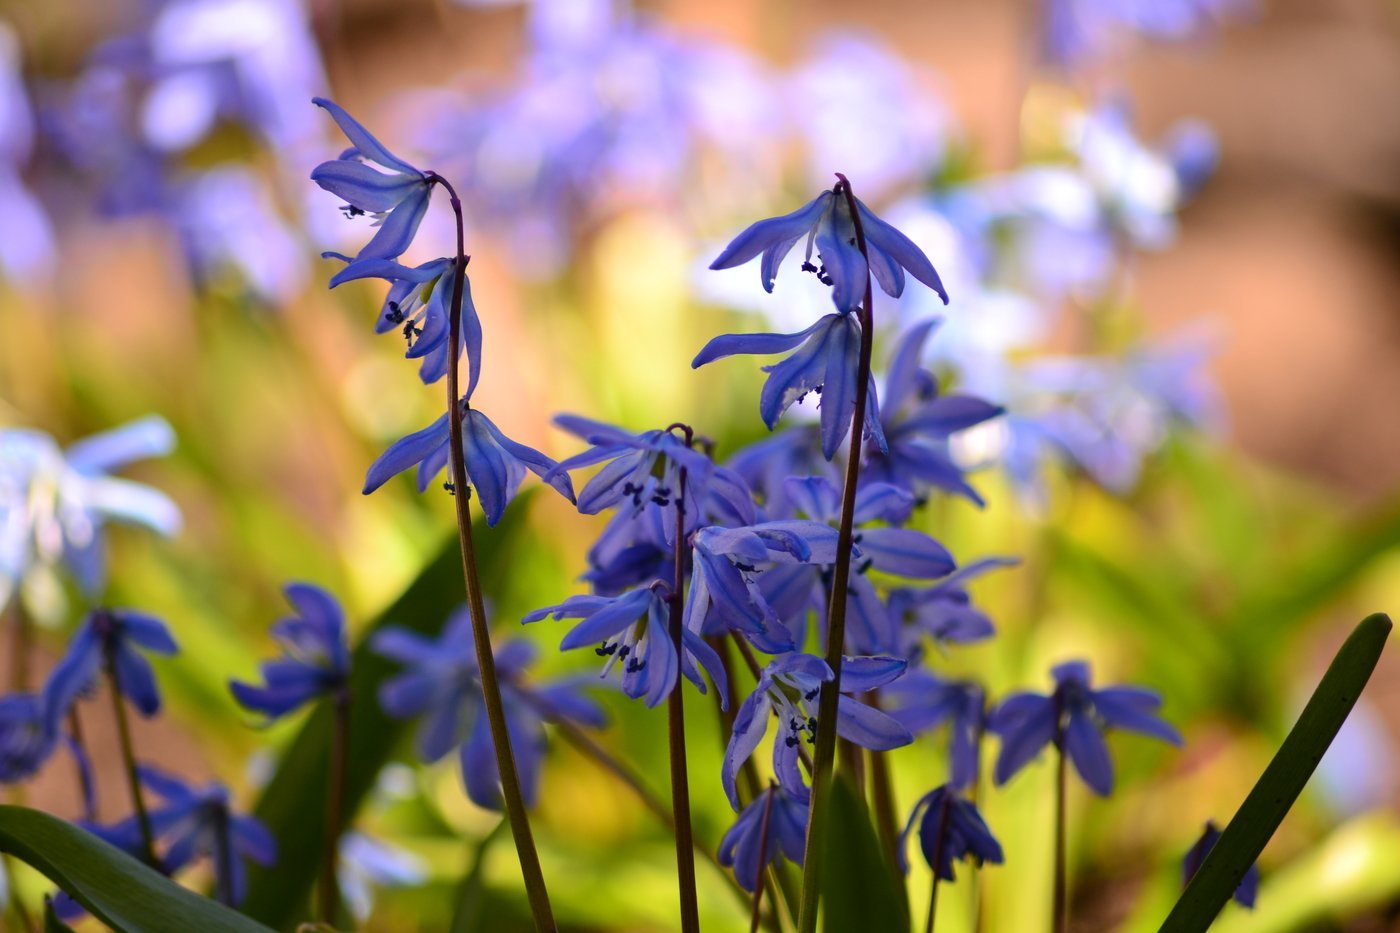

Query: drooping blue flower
725;426;836;519
230;582;349;721
93;766;276;906
722;653;911;808
374;606;606;809
717;784;809;893
1182;820;1258;908
860;318;1004;505
898;785;1003;880
47;608;179;720
708;187;948;313
988;660;1182;796
322;254;478;390
524;587;727;709
1;418;180;608
693;313;886;461
361;402;575;526
0;692;55;783
886;557;1019;653
311;97;432;264
883;673;986;790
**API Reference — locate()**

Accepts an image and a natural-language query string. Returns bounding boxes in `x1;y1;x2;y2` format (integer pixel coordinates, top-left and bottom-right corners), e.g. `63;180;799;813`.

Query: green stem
106;655;157;868
430;173;554;931
924;793;951;933
665;455;700;933
796;174;878;933
318;688;350;924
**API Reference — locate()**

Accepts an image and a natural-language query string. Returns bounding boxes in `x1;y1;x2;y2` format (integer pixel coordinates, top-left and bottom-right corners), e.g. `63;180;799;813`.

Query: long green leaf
0;805;272;933
819;774;909;933
241;501;534;929
1161;612;1391;932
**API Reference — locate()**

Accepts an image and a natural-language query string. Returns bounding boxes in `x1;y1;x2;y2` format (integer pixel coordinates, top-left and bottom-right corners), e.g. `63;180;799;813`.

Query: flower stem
665;448;700;933
66;709;96;821
1053;708;1069;933
430;173;555;931
319;687;350;924
796;173;878;933
105;654;157;868
213;802;234;905
924;794;952;933
749;785;778;933
6;602;29;693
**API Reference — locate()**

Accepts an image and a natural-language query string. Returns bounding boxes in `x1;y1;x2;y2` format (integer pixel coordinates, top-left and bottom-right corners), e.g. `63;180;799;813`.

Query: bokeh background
3;0;1400;930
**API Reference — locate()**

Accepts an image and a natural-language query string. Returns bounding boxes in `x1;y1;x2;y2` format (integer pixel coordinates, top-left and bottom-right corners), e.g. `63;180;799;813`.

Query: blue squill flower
717;784;809;893
0;692;55;783
0;24;55;282
989;660;1182;796
524;588;727;708
338;831;428;922
230;583;349;721
362;402;574;526
94;766;276;906
723;653;911;808
47;608;179;720
887;556;1019;652
693;313;886;461
898;784;1003;879
311;97;431;263
884;673;986;790
1041;0;1248;70
1183;820;1258;908
725;426;836;519
374;606;606;809
708;187;948;313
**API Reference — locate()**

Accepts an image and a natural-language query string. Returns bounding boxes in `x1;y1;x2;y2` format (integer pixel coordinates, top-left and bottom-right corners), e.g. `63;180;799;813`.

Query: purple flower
887;557;1018;653
524;588;727;708
717;784;809;893
310;97;431;264
708;187;948;313
362;403;574;526
47;608;178;720
0;692;54;783
725;426;835;518
988;660;1182;796
230;583;349;721
883;673;986;790
898;785;1003;880
723;653;910;808
1182;820;1258;908
374;606;606;809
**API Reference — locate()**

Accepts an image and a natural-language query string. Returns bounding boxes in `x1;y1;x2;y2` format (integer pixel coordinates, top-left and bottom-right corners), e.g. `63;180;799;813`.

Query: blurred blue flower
0;692;55;783
0;418;179;609
708;188;948;314
48;608;179;719
374;606;606;809
898;784;1002;880
884;673;986;790
1041;0;1248;70
338;831;428;923
1182;820;1258;908
0;24;55;282
230;582;349;721
362;403;574;526
694;313;886;461
989;660;1181;796
717;784;808;893
725;426;836;519
723;653;910;808
95;766;276;905
311;97;431;264
886;556;1018;653
524;587;727;709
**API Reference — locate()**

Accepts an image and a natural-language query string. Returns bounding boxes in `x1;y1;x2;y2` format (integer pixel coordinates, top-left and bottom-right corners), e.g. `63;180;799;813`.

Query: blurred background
3;0;1400;930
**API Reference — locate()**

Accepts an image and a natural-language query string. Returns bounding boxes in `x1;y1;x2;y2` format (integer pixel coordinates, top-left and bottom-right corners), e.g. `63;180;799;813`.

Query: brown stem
1053;708;1069;933
665;457;699;933
106;660;157;868
7;602;29;693
318;688;350;924
924;793;952;933
749;786;778;933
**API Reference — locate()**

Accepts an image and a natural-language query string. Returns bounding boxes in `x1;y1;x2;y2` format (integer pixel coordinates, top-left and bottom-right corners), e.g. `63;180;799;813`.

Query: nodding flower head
718;784;809;893
1182;820;1258;909
899;784;1003;880
230;582;350;721
47;608;179;721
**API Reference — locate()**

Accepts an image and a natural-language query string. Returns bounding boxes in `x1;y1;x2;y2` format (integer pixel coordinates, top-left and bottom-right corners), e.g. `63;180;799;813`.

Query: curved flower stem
796;173;878;933
1052;704;1068;933
665;441;700;933
749;785;778;933
105;653;157;868
923;794;952;933
67;709;96;821
318;687;350;924
429;173;555;932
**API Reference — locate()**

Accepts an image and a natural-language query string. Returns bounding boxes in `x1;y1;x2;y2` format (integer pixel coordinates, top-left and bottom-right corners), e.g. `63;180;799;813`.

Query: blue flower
723;653;911;808
1182;820;1258;909
525;588;728;709
717;784;809;893
0;692;55;783
898;785;1003;880
725;426;836;518
883;673;986;790
988;660;1182;796
323;255;479;391
311;97;431;264
708;187;948;313
94;767;276;906
693;313;886;461
1;418;179;607
47;608;179;720
362;403;575;526
338;831;428;922
886;556;1019;653
374;606;606;809
230;582;349;721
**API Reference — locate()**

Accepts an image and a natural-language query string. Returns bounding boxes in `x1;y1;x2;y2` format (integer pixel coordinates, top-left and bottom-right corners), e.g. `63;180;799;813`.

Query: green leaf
0;805;272;933
241;500;534;929
819;774;909;933
1161;612;1392;933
